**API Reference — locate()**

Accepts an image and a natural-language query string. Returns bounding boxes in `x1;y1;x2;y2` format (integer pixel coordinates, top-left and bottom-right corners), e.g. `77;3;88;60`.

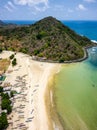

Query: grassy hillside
0;16;94;62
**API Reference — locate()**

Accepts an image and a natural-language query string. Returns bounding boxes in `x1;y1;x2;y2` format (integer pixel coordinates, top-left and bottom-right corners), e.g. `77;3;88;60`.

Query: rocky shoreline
32;45;97;64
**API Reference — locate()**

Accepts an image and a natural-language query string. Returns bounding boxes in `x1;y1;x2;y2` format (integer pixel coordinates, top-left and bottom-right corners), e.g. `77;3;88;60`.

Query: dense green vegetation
0;112;8;130
0;16;95;62
1;92;12;114
0;86;13;129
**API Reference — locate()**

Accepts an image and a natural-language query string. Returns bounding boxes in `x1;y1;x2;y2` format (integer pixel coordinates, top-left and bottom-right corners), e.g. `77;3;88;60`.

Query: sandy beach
0;51;60;130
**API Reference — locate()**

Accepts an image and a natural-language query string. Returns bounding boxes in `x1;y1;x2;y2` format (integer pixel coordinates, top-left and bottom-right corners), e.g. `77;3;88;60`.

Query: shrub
38;53;43;57
1;98;12;114
0;86;3;93
36;31;47;40
43;42;51;49
33;49;40;55
10;91;14;97
59;57;65;63
0;48;2;53
12;58;17;66
20;48;28;54
1;93;9;99
1;99;11;110
9;54;14;60
0;112;8;130
7;105;12;114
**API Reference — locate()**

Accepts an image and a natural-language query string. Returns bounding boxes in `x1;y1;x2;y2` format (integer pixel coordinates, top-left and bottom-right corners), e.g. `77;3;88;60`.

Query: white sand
0;51;59;130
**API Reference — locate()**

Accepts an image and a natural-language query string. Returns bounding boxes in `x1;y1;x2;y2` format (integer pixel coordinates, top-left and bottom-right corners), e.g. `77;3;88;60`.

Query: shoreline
44;46;93;130
0;45;96;130
45;64;65;130
32;45;97;64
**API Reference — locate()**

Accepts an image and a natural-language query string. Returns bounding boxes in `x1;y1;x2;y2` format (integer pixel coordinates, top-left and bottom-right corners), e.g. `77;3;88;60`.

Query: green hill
0;16;95;62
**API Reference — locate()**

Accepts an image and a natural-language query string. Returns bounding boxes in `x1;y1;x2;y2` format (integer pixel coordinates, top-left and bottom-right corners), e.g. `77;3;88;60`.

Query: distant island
0;16;95;62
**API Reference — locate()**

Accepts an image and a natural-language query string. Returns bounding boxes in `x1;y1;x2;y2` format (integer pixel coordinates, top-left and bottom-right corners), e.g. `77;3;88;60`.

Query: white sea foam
91;40;97;43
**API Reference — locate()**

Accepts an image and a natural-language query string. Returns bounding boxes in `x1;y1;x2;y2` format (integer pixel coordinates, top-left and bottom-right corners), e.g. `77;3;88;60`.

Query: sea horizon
3;19;97;24
3;20;97;42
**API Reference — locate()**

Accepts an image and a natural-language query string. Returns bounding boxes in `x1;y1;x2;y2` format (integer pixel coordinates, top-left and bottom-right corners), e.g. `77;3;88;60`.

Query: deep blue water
4;20;36;25
62;21;97;41
4;20;97;41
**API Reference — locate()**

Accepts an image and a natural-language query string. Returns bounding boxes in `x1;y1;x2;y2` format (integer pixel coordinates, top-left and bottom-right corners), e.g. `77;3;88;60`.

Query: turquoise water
55;48;97;130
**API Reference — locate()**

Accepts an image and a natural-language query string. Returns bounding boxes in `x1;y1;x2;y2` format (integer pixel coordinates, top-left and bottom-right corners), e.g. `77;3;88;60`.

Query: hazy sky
0;0;97;20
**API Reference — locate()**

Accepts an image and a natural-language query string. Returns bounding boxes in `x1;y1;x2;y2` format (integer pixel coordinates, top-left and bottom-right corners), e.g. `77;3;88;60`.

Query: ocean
4;20;97;41
62;21;97;41
55;57;97;130
4;20;36;25
53;21;97;130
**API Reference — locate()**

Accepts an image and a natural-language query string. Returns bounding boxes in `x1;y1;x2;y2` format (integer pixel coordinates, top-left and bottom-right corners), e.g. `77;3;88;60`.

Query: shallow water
54;47;97;130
